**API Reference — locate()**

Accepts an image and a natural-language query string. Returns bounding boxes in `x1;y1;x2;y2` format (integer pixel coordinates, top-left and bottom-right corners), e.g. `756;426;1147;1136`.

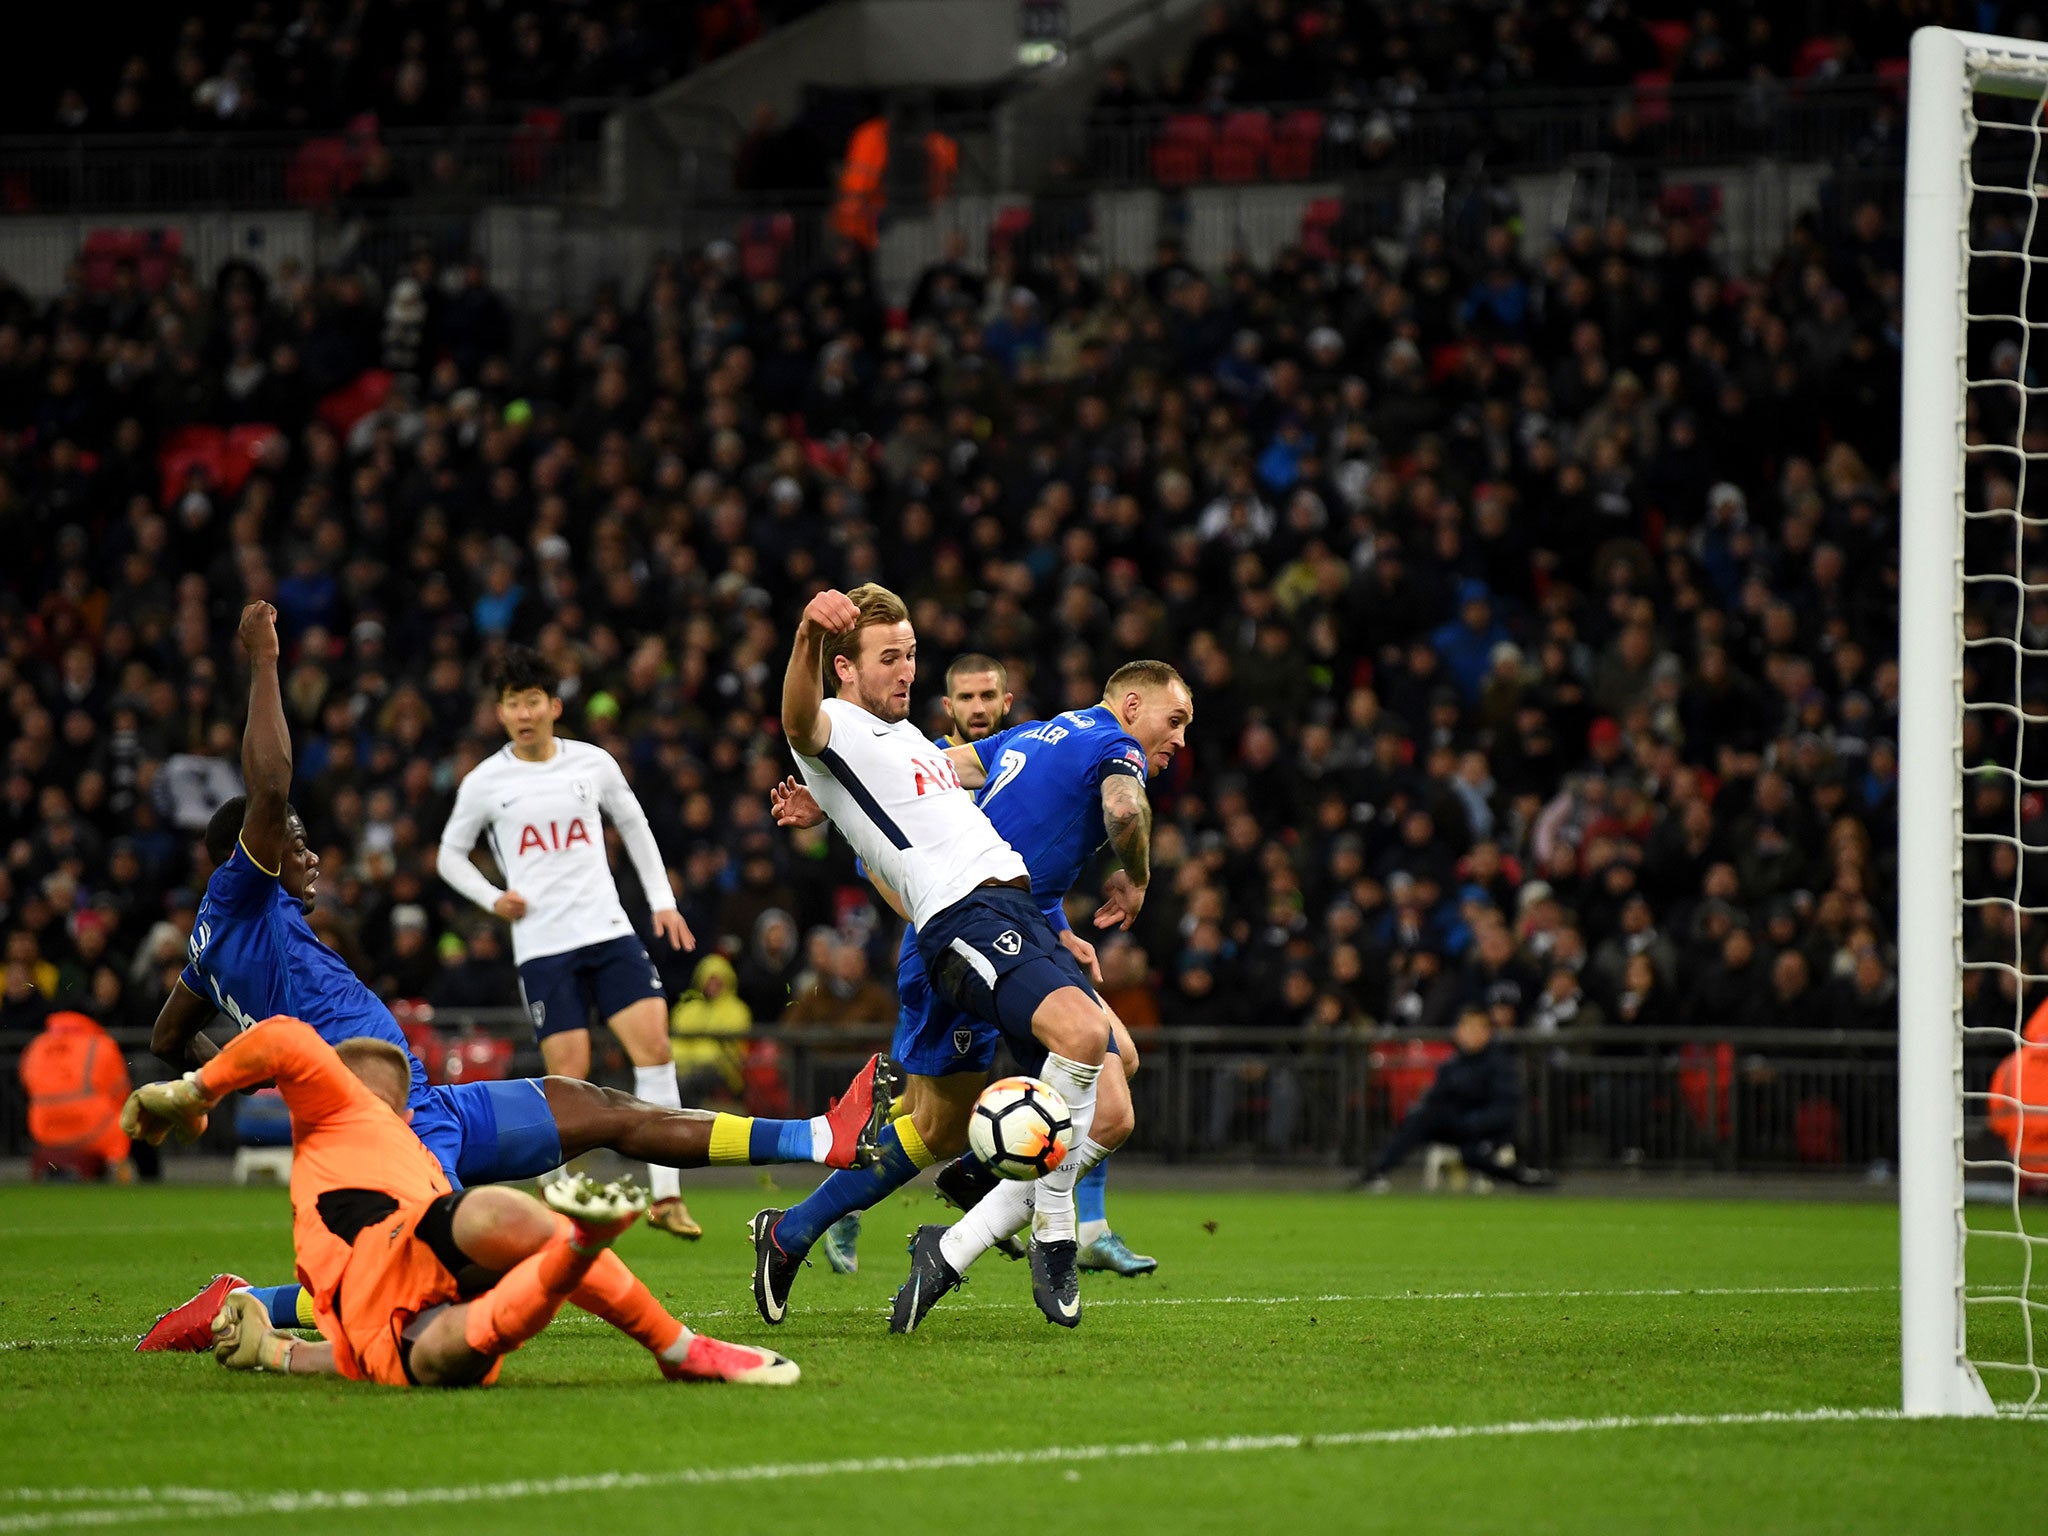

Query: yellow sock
295;1288;319;1330
893;1114;936;1170
708;1113;754;1166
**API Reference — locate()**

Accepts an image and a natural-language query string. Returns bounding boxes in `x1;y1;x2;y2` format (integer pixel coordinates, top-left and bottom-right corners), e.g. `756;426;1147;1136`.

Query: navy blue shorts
916;886;1099;1044
413;1079;564;1189
516;935;664;1042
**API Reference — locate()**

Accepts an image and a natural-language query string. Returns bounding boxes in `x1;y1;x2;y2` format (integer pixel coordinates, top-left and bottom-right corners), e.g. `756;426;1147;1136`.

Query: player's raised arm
782;589;860;756
235;602;291;875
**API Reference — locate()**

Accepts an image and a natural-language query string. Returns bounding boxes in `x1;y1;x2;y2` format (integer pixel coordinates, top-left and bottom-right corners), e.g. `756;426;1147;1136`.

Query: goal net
1902;25;2048;1417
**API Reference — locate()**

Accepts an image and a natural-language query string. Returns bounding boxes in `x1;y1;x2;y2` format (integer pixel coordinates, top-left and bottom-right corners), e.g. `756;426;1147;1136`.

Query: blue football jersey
971;705;1147;906
180;840;428;1106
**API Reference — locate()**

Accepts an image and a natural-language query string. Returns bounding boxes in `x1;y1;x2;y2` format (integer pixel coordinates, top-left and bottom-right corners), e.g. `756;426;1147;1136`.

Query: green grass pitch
1;1180;2041;1533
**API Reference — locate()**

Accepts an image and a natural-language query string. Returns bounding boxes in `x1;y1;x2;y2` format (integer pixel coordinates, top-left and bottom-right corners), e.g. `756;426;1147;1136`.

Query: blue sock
748;1117;817;1163
244;1283;303;1329
774;1120;931;1257
1077;1159;1109;1225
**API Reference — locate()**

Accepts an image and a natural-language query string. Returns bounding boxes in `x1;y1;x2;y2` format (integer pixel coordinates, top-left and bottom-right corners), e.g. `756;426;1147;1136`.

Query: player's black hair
945;653;1008;691
204;795;301;867
491;644;559;699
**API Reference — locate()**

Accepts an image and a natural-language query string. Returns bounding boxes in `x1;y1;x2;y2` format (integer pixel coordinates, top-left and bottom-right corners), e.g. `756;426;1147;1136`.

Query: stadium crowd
1113;0;1989;112
33;0;811;137
0;167;1909;1082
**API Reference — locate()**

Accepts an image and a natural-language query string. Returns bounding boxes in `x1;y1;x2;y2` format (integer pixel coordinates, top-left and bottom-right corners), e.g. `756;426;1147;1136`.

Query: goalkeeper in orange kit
123;1016;797;1387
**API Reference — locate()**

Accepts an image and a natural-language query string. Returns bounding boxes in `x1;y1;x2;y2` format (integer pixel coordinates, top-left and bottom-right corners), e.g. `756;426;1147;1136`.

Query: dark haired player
137;604;888;1350
437;644;702;1237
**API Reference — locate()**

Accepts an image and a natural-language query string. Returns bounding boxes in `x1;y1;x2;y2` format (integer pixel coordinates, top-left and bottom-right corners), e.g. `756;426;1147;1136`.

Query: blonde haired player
438;645;702;1237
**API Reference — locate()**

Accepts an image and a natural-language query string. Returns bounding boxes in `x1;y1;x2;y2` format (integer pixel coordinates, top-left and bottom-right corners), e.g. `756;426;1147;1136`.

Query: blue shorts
516;935;664;1042
916;886;1099;1044
411;1079;564;1190
892;937;1000;1079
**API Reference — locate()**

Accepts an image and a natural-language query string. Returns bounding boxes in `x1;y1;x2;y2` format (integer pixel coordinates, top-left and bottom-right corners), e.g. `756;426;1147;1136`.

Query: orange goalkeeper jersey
194;1016;454;1375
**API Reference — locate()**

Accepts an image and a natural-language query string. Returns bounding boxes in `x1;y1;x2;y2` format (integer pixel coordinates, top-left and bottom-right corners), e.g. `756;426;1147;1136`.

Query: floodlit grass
1;1181;2041;1533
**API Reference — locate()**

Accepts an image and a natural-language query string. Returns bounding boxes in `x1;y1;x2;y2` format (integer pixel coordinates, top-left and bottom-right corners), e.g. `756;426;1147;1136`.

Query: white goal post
1900;24;2045;1418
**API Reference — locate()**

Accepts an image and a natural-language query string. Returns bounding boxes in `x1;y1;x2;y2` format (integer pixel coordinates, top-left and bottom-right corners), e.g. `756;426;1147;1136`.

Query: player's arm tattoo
1100;773;1152;889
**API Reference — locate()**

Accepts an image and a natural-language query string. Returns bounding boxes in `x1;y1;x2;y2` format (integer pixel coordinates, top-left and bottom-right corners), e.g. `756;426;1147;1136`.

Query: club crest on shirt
994;930;1023;956
952;1026;974;1055
530;1000;546;1028
572;778;593;803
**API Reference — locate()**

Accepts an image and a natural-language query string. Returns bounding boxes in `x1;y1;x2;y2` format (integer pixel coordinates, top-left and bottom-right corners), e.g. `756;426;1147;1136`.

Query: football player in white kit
775;584;1113;1325
437;646;704;1238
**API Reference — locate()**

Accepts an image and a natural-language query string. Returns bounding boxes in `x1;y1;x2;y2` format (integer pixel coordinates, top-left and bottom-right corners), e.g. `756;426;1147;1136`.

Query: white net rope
1960;54;2048;1414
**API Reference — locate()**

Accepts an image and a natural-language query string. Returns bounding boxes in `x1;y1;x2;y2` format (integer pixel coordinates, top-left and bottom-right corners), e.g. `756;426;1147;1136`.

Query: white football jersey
794;696;1028;930
438;738;676;964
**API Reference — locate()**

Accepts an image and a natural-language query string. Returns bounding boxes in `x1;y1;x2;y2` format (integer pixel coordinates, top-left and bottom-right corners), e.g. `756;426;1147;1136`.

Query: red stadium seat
1211;110;1271;183
1792;36;1840;79
1151;113;1214;187
1301;195;1341;259
989;204;1034;256
316;368;394;436
1371;1039;1454;1124
157;425;227;507
443;1032;514;1084
1269;110;1323;180
512;106;565;185
285;137;359;208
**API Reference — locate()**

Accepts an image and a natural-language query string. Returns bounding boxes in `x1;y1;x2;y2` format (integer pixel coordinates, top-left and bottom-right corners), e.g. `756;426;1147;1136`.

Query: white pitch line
0;1406;2003;1532
0;1284;1903;1353
541;1281;1899;1327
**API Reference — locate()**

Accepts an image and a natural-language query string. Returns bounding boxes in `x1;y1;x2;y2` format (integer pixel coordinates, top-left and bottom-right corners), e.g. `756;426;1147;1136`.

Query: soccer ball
968;1075;1073;1180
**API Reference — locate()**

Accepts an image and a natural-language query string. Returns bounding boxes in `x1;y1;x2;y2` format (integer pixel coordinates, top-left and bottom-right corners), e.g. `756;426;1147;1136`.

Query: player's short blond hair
1103;659;1188;702
336;1037;414;1109
823;584;911;680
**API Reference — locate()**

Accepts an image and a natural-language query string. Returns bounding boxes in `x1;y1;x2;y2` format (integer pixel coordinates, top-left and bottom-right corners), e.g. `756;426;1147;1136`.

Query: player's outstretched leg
568;1228;798;1385
544;1054;892;1183
1075;1161;1156;1277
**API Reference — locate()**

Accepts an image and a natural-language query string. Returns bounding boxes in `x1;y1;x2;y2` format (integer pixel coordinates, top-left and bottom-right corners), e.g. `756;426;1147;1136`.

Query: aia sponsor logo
517;818;594;854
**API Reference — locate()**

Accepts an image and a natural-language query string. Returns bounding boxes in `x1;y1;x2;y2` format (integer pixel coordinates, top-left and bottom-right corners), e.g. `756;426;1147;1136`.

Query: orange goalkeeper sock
569;1248;687;1357
463;1232;597;1356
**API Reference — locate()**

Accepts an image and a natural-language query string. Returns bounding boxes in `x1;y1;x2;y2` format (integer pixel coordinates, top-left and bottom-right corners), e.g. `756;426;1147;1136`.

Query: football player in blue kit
135;603;889;1351
755;657;1191;1328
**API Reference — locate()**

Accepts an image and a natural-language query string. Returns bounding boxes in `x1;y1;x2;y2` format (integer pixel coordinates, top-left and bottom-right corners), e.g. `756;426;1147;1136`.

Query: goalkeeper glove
120;1073;216;1145
211;1291;296;1373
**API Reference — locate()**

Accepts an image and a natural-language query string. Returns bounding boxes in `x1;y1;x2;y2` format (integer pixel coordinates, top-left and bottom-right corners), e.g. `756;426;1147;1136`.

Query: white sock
807;1115;834;1162
631;1063;684;1202
658;1325;695;1363
1026;1054;1100;1243
1061;1136;1118;1247
939;1178;1035;1273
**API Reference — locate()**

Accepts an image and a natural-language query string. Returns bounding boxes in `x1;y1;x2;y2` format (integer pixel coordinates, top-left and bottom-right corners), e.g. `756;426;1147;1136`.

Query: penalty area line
0;1407;1959;1531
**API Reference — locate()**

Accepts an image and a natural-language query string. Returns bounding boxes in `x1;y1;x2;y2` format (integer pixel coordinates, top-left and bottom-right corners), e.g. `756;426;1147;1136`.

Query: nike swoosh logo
905;1274;921;1327
1056;1293;1079;1319
499;799;517;809
872;727;890;736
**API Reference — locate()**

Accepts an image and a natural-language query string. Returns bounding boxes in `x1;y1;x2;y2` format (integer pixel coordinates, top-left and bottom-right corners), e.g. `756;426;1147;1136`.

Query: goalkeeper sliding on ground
123;1015;797;1387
